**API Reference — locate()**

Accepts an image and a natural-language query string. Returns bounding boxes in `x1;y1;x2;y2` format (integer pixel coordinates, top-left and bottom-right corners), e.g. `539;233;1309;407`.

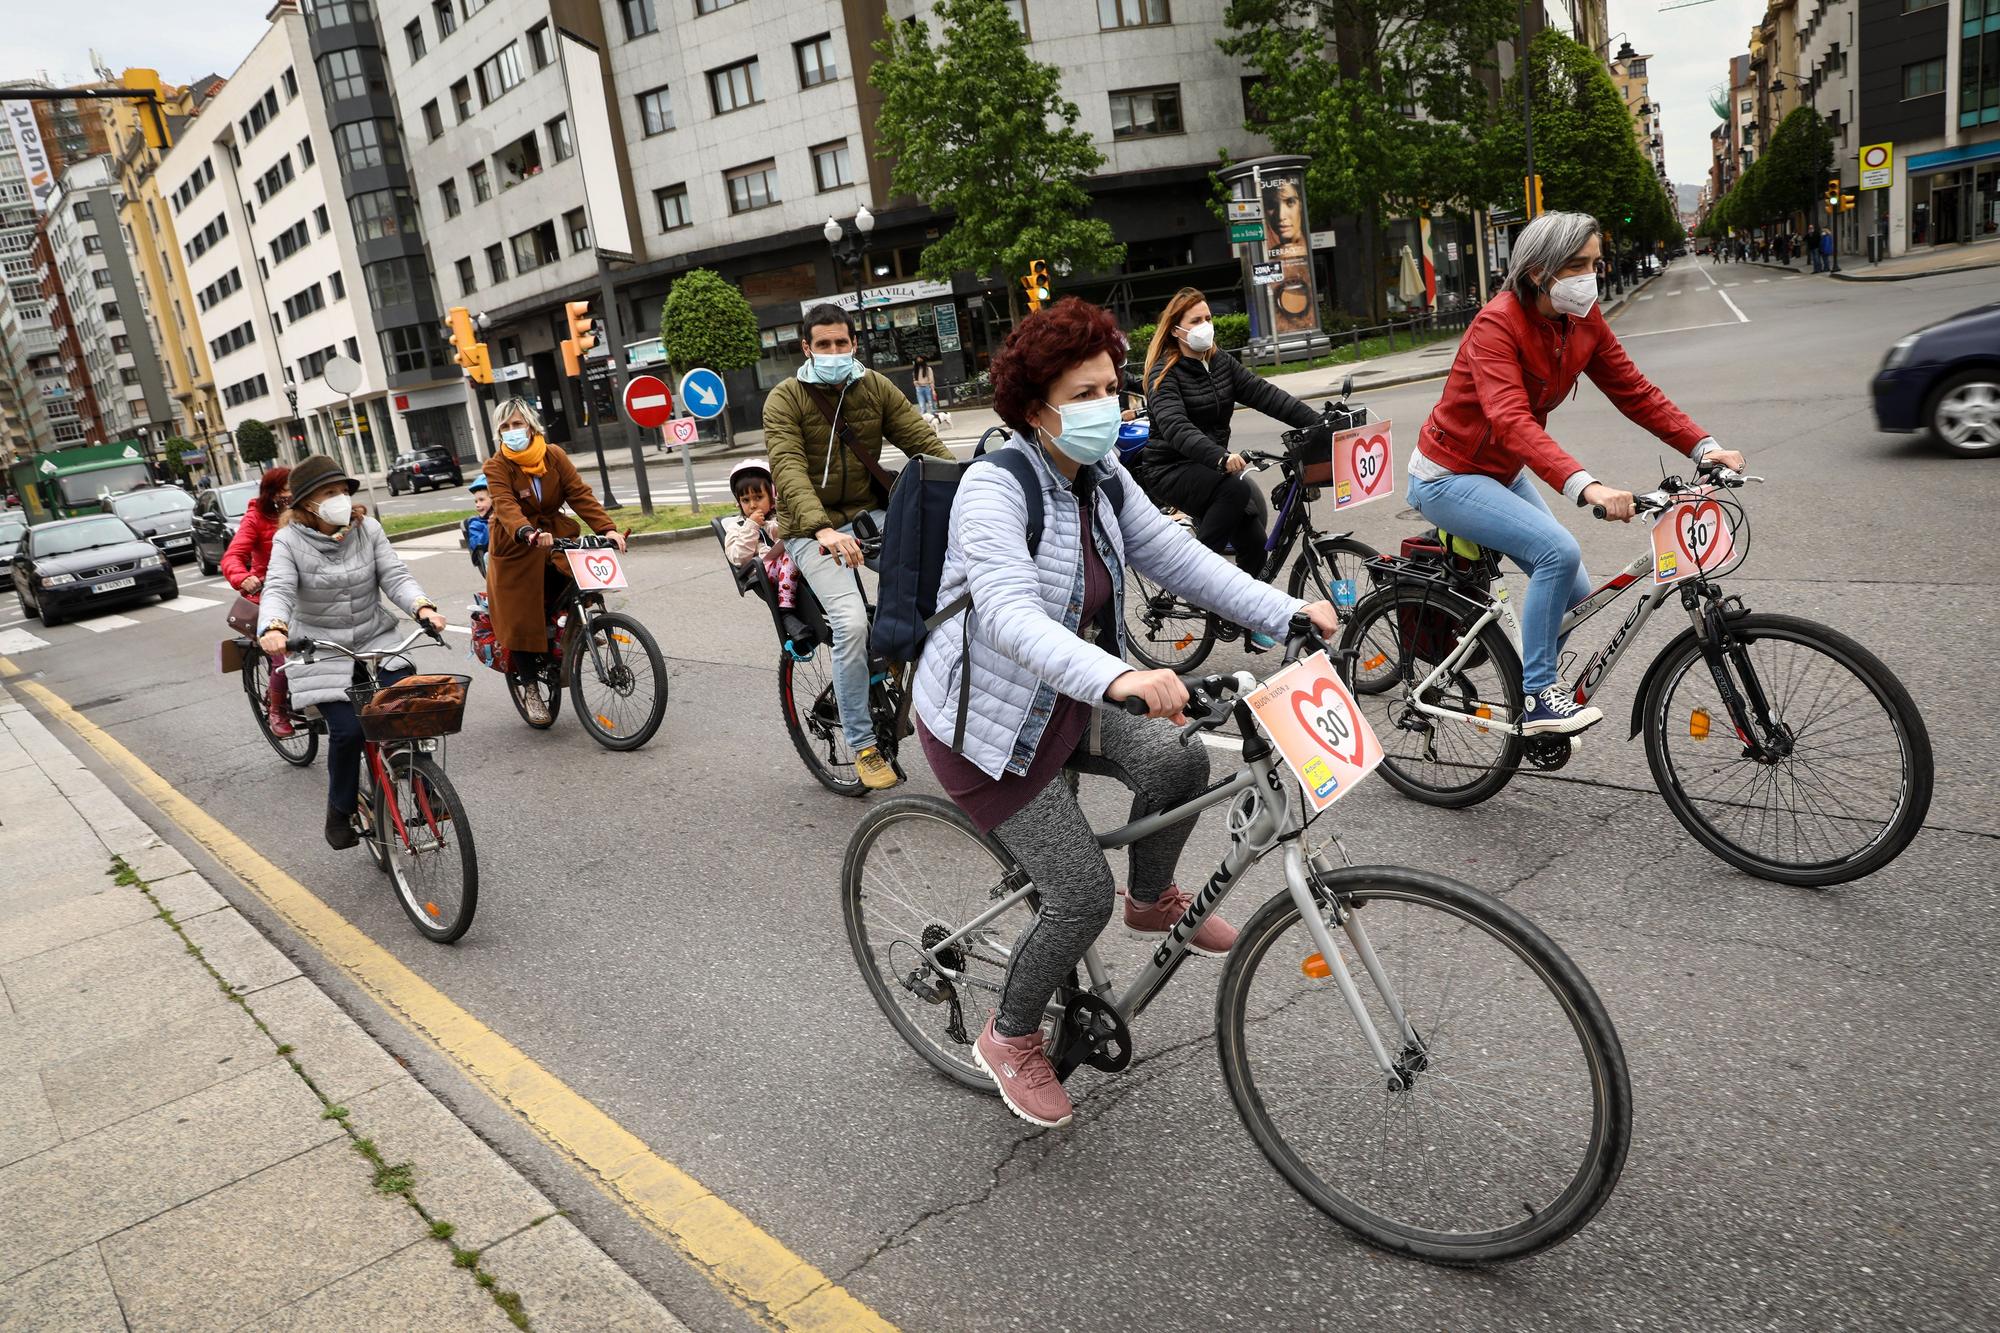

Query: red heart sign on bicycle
1291;675;1366;769
566;549;629;591
1246;650;1382;814
1332;421;1394;510
1674;499;1729;569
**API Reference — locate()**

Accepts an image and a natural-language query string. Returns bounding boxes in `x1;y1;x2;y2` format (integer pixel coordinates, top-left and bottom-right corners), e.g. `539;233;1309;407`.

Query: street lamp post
822;206;876;340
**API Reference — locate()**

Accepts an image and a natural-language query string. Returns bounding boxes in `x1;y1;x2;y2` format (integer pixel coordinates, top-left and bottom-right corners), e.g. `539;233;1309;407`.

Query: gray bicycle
842;621;1632;1264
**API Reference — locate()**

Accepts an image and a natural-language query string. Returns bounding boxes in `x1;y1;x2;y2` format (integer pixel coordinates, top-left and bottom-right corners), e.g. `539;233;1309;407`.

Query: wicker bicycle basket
347;673;470;743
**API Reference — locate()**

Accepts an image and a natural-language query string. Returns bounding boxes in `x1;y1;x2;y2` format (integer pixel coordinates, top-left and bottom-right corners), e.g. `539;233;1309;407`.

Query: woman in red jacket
1409;212;1745;736
223;467;293;735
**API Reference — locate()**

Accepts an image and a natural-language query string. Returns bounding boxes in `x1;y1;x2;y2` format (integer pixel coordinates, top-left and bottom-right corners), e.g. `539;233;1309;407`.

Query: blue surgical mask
500;428;531;450
1038;395;1122;466
798;352;861;385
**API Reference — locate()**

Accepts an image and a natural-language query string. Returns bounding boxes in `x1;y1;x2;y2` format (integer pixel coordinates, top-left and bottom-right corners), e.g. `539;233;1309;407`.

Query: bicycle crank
1051;991;1132;1080
1522;734;1579;771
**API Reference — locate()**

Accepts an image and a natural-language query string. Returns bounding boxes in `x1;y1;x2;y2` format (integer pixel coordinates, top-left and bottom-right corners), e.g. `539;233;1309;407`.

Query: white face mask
1181;321;1216;353
314;493;354;528
1547;272;1598;318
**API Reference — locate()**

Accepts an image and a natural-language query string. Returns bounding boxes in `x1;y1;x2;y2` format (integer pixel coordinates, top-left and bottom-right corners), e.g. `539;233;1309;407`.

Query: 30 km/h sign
622;374;674;428
678;367;727;420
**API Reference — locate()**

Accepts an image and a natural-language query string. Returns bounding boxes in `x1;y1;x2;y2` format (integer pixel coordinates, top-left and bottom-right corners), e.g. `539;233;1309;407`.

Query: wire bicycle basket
348;673;471;743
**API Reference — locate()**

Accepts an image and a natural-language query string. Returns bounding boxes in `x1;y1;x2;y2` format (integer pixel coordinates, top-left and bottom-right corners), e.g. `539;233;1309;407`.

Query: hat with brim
287;454;359;507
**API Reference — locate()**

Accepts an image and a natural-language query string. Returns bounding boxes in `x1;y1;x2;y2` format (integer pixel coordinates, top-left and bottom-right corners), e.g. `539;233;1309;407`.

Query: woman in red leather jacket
1408;212;1746;736
223;467;294;735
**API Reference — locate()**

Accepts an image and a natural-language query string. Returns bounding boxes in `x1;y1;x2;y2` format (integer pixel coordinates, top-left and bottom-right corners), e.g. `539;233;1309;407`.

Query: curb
1833;256;2000;282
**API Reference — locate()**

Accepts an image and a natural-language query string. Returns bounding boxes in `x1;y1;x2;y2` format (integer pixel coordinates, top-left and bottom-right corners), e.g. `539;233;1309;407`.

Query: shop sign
799;279;952;316
1860;143;1893;190
1310;229;1337;250
935;302;961;353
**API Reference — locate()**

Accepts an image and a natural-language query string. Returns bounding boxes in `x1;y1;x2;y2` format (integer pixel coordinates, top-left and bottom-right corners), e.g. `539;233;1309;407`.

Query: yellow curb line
6;662;893;1333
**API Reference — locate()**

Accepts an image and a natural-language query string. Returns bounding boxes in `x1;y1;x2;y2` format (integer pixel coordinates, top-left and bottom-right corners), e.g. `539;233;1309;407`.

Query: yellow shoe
855;746;903;791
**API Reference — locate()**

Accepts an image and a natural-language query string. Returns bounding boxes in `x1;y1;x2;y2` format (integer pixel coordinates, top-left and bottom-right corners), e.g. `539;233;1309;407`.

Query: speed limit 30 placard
1648;491;1734;586
1332;421;1394;509
1246;650;1384;814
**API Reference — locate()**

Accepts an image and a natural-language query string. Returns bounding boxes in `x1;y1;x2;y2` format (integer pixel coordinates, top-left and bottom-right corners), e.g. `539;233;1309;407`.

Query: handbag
803;382;898;502
225;594;259;637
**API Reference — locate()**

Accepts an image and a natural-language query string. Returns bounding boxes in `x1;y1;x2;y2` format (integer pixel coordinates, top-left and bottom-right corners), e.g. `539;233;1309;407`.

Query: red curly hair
990;298;1127;439
256;466;292;517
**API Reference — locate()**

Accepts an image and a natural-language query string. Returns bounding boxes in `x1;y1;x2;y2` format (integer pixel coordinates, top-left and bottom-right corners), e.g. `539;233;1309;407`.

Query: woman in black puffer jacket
1138;288;1321;584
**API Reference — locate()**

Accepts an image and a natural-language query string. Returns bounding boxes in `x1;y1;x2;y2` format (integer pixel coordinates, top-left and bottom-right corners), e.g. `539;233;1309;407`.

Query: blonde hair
1143;287;1210;392
490;396;546;437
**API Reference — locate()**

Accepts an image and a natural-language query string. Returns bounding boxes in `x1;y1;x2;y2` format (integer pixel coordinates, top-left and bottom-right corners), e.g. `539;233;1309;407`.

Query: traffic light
1825;177;1843;212
445;305;492;384
1841;192;1857;212
1522;174;1544;218
1021;259;1052;312
561;299;596;378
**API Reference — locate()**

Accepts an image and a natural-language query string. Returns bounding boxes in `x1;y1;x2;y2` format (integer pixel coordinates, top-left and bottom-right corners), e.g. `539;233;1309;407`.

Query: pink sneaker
1124;885;1238;958
972;1018;1073;1128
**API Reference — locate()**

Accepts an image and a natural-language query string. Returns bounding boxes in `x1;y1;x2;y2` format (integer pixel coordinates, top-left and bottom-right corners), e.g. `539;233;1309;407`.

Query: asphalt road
9;260;1998;1332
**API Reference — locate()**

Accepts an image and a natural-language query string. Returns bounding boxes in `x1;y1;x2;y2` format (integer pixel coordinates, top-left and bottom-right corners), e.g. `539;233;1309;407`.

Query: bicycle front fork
1283;845;1426;1090
1685;588;1788;761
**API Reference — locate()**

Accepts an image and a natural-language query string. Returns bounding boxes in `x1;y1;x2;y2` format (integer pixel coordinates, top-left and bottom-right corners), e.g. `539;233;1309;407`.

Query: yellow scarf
509;433;549;477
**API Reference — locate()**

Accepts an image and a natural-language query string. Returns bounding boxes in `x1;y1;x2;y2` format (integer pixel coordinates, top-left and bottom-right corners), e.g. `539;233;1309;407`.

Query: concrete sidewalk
0;679;683;1332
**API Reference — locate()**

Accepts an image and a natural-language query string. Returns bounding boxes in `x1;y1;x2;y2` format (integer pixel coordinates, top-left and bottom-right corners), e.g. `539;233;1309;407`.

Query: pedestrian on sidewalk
224;466;295;737
1820;227;1836;274
255;455;448;849
912;356;938;420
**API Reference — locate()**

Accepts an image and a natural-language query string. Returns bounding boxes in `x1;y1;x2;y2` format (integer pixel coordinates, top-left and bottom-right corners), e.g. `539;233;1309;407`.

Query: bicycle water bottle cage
1052;990;1132;1080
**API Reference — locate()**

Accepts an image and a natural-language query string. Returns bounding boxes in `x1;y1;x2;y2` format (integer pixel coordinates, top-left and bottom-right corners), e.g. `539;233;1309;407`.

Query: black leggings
320;664;411;814
1143;461;1271;576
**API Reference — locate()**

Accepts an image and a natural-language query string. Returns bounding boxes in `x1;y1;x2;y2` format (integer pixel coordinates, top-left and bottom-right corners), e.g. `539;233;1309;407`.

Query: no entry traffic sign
622;374;674;428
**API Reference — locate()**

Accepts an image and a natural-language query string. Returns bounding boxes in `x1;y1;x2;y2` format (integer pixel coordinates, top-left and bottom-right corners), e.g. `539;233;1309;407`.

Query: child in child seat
722;459;797;610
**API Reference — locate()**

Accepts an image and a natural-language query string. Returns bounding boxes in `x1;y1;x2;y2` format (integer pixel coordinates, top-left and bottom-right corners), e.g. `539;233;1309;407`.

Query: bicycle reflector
1689;708;1712;740
1301;952;1331;979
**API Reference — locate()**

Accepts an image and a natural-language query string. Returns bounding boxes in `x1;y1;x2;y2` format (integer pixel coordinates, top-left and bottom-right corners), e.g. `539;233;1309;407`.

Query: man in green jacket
766;302;953;790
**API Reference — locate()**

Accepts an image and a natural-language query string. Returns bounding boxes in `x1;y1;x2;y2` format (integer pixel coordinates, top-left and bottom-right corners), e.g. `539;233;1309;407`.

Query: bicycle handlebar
286;622;445;663
549;534;621;551
1590;460;1766;520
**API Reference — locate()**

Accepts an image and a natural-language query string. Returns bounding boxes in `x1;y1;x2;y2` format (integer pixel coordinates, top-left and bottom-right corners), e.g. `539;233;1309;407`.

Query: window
1960;5;2000;127
314;204;331;235
282;283;325;322
495;131;542;187
469;161;492;202
333;120;400;173
299;346;340;381
90;268;111;288
111;333;130;353
434;0;455;38
795;33;839;88
456;256;476;294
71;198;91;220
380;326;433;375
1905;57;1945;98
812;140;852;192
269;220;311;264
620;0;656;38
329;271;345;300
726;159;778;213
452;78;473;121
654;183;690;231
306;0;370;28
405;18;426;61
209;321;255;359
546;114;574;162
82;234;103;254
509;221;560;273
120;367;141;386
485;243;506;284
349;189;422;242
1109;85;1183;138
528;21;553;68
637;85;674;136
222;374;267;408
565;206;590;252
475;42;524;105
1098;0;1168;29
319;48;387;101
282;66;299;99
695;0;744;12
254;155;296;203
102;302;121;322
439;177;461;217
422;100;443;139
708;58;763;114
298;136;315;166
364;257;424;309
196;268;241;311
461;0;490;16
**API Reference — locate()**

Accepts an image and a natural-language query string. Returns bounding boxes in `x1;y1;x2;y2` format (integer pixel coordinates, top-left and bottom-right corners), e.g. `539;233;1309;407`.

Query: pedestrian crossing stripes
80;614;141;633
159;596;222;613
0;628;48;655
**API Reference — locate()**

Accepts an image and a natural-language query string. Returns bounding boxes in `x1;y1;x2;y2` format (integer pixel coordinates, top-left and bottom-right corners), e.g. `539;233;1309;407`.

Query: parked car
1872;302;2000;457
10;513;177;628
0;513;25;564
385;446;463;495
107;488;199;563
190;481;261;576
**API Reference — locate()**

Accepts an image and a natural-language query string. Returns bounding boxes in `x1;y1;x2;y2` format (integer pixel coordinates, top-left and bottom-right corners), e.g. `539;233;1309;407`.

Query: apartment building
156;0;463;481
2;91;68;453
1610;46;1669;184
1799;0;1860;250
1751;0;1805;155
1857;0;2000;256
29;217;99;445
38;155;173;445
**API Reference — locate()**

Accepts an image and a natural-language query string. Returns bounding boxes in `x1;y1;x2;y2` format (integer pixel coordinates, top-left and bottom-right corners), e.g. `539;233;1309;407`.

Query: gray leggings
992;708;1211;1038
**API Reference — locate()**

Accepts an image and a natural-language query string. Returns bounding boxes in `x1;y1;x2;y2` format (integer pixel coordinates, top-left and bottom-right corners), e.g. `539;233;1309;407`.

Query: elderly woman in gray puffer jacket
912;299;1340;1132
257;455;446;850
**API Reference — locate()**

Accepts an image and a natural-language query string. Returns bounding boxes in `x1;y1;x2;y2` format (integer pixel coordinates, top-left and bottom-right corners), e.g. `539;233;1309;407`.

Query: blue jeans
915;384;937;415
787;511;885;752
1406;470;1592;694
319;663;412;814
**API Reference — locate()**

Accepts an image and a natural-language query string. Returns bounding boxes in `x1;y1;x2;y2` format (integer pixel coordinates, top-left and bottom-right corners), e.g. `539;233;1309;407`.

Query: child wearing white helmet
722;458;796;609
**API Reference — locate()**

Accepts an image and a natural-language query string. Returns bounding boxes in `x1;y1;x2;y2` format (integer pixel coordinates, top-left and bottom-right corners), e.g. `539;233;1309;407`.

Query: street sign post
1230;220;1264;244
621;374;674;428
678;368;726;419
1860;143;1893;190
1227;200;1261;222
319;356;381;513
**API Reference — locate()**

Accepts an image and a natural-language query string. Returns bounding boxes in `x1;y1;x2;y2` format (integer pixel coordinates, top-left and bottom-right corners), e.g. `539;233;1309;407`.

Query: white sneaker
1520;685;1603;735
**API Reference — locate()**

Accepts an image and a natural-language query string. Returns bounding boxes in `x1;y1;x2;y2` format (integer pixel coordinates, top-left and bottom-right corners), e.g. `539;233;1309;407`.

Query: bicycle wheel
1337;583;1524;807
569;611;669;751
507;662;562;730
245;654;317;767
1217;867;1630;1265
1286;535;1380;607
846;796;1061;1092
780;647;864;795
1123;565;1217;671
378;751;477;944
1643;612;1932;887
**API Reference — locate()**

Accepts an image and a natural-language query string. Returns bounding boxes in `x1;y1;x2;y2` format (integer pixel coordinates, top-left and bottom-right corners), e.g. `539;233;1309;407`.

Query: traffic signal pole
599;256;653;518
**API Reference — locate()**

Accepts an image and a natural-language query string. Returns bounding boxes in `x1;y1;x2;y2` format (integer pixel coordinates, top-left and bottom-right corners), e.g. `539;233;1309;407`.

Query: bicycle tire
1216;867;1631;1265
380;753;477;944
1285;535;1380;606
1123;565;1217;672
245;654;317;767
844;795;1049;1093
507;664;562;730
1337;582;1523;808
780;648;864;796
569;611;669;751
1642;612;1933;887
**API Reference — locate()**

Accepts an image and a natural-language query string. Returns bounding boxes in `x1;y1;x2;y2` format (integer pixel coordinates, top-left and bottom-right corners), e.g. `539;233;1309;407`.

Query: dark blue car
1871;302;2000;457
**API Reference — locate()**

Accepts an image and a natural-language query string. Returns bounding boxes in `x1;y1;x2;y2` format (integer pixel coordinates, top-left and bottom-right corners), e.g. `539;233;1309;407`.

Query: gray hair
490;396;546;437
1503;211;1601;303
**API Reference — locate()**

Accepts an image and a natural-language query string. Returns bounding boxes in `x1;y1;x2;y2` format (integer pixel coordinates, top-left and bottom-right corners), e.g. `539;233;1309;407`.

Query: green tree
872;0;1124;320
1757;104;1836;227
1224;0;1516;320
235;418;276;468
660;268;759;446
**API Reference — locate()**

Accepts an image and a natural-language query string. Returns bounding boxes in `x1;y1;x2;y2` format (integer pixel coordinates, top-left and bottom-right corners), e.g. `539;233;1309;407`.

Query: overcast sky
1611;0;1767;189
15;0;1758;196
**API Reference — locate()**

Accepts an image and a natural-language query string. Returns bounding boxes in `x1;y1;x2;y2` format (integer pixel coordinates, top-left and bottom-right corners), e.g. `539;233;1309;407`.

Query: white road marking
1716;287;1750;323
398;549;441;562
1639;294;1655;301
0;628;49;654
1621;319;1749;339
1783;276;1803;281
1725;282;1742;288
1754;278;1769;284
158;595;222;613
80;614;141;633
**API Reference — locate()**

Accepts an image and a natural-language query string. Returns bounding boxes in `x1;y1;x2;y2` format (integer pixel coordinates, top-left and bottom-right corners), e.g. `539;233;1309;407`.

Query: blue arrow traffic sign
678;367;727;420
